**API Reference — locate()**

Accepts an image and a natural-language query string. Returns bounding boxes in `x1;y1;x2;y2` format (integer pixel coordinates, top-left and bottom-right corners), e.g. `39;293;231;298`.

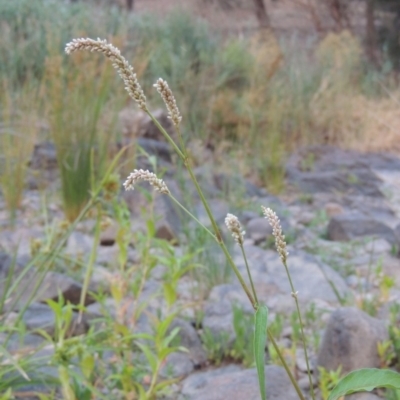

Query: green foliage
230;305;255;367
254;304;268;400
200;305;255;367
328;368;400;400
386;388;400;400
319;366;343;400
201;328;230;366
389;303;400;369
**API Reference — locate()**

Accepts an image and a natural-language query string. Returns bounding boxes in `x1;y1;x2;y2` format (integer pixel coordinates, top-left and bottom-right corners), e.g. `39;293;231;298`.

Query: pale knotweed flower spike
123;169;170;195
65;38;147;110
225;213;245;246
153;78;182;127
262;206;288;264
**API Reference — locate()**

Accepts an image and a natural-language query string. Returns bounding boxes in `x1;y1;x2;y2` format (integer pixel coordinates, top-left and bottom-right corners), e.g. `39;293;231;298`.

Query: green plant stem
283;260;316;400
147;360;162;398
175;126;186;156
78;203;102;323
59;365;76;400
146;111;185;160
147;110;256;308
267;329;306;400
168;194;216;239
240;245;258;306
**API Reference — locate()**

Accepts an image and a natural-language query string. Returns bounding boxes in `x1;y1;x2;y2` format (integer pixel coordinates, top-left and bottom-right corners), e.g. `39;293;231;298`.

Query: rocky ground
1;109;400;399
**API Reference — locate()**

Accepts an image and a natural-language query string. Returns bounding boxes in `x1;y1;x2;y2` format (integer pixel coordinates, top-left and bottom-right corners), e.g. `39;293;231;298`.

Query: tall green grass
44;52;123;221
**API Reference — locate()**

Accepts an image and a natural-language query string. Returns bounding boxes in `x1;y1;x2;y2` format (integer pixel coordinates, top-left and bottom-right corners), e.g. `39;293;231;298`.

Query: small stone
179;365;298;400
317;307;388;374
327;212;397;244
100;222;118;246
160;352;194;379
325;202;344;217
246;217;273;243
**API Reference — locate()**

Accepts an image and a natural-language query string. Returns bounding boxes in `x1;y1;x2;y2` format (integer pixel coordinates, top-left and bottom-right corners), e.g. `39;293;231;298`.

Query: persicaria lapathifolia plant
65;37;400;400
64;35;307;400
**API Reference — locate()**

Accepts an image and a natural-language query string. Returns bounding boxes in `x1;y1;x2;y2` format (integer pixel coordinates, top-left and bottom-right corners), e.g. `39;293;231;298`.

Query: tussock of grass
44;51;123;221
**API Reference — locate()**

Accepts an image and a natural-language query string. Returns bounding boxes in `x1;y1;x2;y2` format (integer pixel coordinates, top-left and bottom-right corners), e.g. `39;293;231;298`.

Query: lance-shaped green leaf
254;304;268;400
328;368;400;400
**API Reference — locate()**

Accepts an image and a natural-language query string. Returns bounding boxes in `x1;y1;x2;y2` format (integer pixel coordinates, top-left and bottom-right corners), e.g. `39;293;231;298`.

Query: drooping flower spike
153;78;182;128
65;38;147;110
123;169;170;195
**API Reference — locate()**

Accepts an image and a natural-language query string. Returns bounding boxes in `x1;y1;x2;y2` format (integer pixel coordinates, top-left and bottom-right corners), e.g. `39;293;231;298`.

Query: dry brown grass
347;94;400;153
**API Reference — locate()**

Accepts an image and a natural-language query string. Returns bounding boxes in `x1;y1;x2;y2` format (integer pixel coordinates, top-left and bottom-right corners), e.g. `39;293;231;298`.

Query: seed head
65;38;146;110
225;213;245;245
261;206;288;264
153;78;182;127
123;169;170;194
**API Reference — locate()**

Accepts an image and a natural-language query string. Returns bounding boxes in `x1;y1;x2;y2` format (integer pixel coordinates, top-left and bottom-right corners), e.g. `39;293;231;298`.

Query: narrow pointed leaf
254;304;268;400
328;368;400;400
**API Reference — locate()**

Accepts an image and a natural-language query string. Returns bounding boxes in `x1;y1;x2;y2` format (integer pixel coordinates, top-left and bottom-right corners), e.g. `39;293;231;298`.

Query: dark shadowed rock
286;146;385;197
317;307;388;374
327;211;398;244
179;365;298;400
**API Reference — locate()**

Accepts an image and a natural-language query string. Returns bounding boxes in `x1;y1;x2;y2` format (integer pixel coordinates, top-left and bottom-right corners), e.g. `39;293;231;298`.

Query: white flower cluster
261;206;288;264
65;38;147;110
225;213;245;245
123;169;170;195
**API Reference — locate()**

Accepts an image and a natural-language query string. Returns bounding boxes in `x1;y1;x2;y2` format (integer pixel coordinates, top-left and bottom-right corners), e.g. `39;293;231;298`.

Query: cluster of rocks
1;110;400;399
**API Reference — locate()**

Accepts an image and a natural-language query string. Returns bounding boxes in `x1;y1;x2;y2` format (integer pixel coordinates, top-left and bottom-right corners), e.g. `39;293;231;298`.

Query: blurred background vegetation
1;0;400;210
